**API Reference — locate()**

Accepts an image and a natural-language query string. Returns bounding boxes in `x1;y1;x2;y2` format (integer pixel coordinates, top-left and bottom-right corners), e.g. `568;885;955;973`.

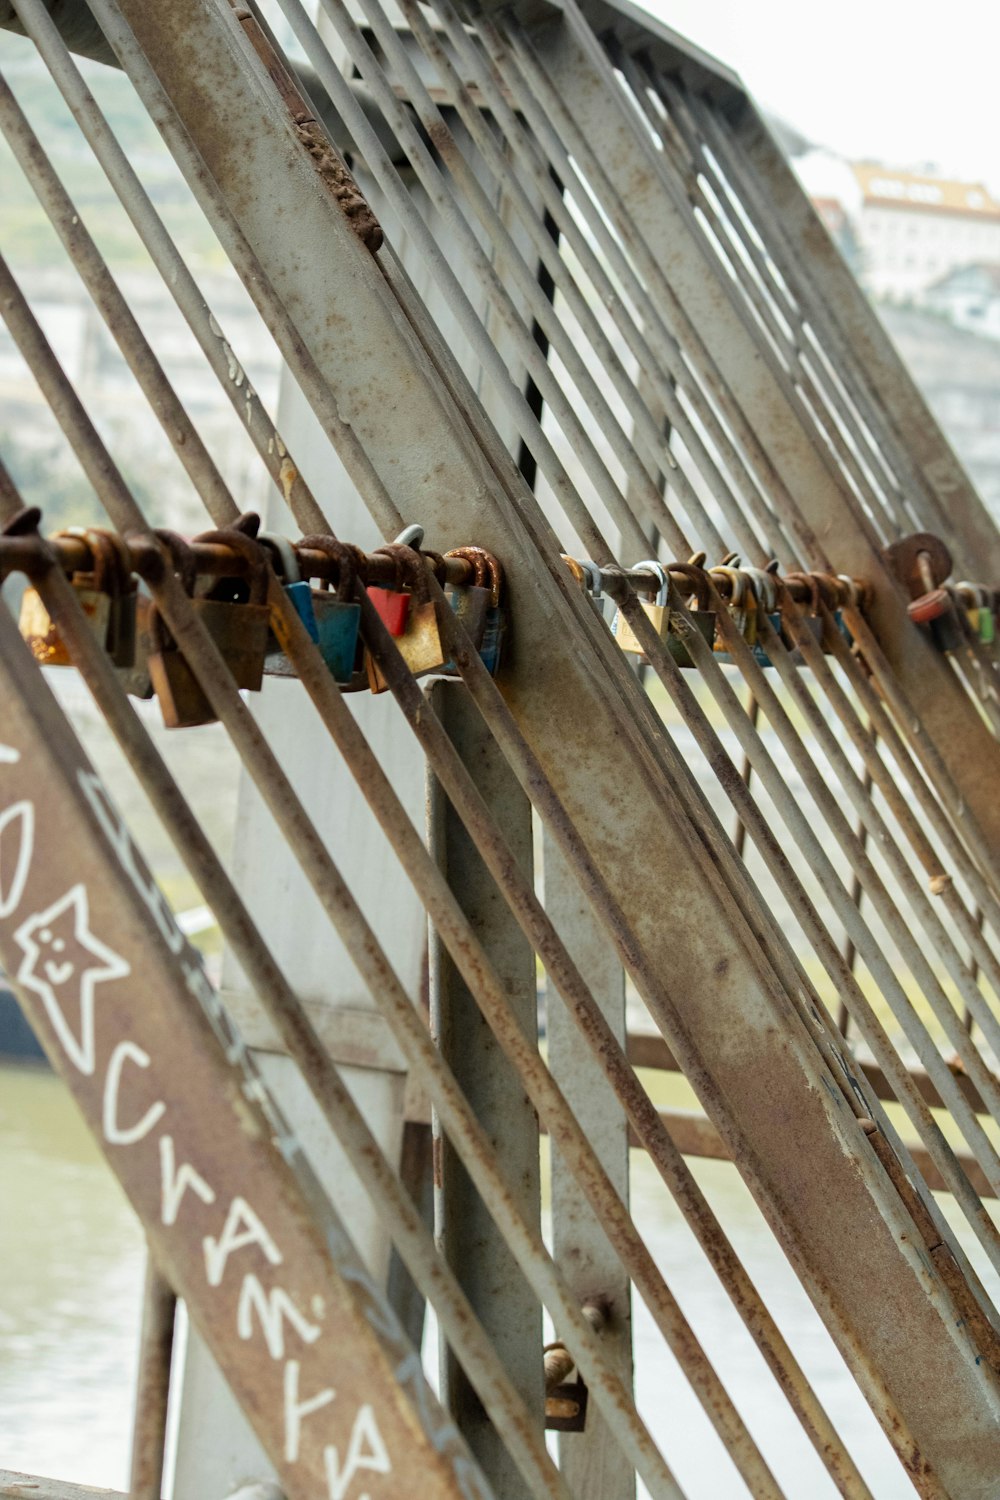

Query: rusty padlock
443;546;491;655
148;530;270;727
366;543;447;693
445;545;506;674
19;526;126;666
146;534;215;728
191;527;272;692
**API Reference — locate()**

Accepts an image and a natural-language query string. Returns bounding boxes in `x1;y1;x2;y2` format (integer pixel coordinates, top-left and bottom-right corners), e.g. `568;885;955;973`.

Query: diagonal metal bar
66;0;1000;1489
0;603;491;1500
526;1;1000;849
0;256;685;1498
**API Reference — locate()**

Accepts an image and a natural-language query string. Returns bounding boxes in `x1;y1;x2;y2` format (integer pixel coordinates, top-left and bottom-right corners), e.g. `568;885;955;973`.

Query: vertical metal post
428;679;544;1492
129;1253;177;1500
544;833;633;1500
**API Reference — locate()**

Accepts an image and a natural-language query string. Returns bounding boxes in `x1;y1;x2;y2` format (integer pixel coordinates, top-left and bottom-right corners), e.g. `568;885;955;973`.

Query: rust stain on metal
231;1;383;253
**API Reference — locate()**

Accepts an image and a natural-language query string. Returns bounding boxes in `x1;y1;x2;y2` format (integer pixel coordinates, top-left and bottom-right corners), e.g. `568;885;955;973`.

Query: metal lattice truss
1;0;1000;1497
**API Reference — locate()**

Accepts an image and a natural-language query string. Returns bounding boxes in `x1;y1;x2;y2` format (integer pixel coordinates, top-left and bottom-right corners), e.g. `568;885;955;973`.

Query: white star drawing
14;883;131;1075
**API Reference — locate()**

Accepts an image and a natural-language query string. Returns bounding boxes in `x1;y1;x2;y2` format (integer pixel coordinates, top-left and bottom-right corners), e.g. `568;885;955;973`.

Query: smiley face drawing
14;883;130;1075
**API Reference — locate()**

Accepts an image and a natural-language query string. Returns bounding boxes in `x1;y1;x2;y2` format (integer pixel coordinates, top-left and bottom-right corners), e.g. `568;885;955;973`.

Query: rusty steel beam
83;0;1000;1489
0;605;489;1500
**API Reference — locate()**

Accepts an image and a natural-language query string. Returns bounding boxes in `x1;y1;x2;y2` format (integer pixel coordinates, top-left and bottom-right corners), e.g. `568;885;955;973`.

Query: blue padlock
832;575;857;648
446;546;506;676
300;533;363;686
261;531;319;678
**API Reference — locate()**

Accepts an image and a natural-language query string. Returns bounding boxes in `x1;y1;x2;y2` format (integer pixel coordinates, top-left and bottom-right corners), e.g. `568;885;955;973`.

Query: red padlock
908;588;950;624
367;585;410;637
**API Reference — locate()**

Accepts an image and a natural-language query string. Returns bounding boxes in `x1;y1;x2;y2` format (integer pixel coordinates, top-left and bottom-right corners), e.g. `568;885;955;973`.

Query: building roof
851;164;1000;221
927;262;1000;295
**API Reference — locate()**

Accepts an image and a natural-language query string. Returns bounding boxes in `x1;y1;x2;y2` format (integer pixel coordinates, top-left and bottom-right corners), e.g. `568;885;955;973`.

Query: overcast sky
644;0;1000;193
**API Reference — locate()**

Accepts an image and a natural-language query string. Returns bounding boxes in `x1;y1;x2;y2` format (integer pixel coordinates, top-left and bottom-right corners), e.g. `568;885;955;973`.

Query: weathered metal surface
626;1030;1000;1118
0;606;491;1500
8;0;1000;1494
73;0;1000;1487
543;831;633;1500
428;680;543;1492
128;1255;176;1500
0;1477;126;1500
530;7;1000;852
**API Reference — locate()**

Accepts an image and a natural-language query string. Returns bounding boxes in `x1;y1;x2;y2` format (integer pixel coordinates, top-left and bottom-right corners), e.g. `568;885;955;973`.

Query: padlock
833;574;858;647
780;572;824;662
612;558;670;658
147;598;217;728
709;564;749;657
20;527;114;666
366;543;447;693
191;528;271;692
477;550;506;677
261;532;319;679
300;534;363;685
119;594;155;700
93;528;138;669
743;566;779;667
443;547;491;656
367;584;410;636
146;533;215;727
447;545;505;675
664;562;716;667
149;530;271;727
957;582;995;646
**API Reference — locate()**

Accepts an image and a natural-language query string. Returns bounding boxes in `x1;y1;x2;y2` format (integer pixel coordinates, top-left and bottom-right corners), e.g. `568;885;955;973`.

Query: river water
5;1051;970;1500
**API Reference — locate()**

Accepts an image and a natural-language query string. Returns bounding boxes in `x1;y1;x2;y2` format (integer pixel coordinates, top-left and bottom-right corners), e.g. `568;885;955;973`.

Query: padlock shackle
375;541;431;605
664;561;712;614
632;558;669;607
447;545;502;608
742;566;777;616
299;534;365;604
56;525;112;595
709;564;745;606
259;530;302;586
781;571;821;614
148;530;199;596
195;528;269;607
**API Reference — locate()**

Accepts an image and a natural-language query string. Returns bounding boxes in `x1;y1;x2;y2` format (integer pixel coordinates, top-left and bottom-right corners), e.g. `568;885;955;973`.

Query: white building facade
850;165;1000;302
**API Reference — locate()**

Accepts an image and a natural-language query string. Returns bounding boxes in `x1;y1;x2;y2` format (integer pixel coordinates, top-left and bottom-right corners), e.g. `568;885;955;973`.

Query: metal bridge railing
1;0;999;1497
